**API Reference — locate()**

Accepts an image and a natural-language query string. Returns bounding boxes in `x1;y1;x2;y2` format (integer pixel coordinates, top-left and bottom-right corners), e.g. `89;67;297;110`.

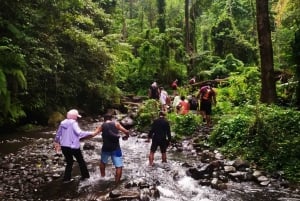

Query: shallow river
0;121;299;201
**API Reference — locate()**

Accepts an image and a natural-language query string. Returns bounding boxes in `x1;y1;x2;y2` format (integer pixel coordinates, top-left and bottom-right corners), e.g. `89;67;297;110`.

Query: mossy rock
48;111;65;127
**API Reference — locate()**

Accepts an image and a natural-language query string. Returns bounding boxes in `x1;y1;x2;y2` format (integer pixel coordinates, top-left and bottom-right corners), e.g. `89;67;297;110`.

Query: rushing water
1;121;300;201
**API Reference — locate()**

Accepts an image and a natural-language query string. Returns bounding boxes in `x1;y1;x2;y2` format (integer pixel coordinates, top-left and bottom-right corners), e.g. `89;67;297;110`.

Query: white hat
151;82;157;87
67;109;82;119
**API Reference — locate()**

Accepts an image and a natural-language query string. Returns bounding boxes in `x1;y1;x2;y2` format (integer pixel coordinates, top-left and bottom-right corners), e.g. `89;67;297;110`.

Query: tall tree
157;0;166;33
292;30;300;109
256;0;276;103
185;0;190;52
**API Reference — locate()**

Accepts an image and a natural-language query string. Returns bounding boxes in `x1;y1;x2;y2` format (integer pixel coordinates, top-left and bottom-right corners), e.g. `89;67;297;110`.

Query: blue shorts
100;149;123;168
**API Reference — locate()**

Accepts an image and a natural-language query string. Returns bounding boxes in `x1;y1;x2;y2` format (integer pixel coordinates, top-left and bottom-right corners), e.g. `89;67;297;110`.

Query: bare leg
100;161;106;177
200;111;206;122
115;167;122;184
206;115;212;127
162;152;167;163
149;152;154;166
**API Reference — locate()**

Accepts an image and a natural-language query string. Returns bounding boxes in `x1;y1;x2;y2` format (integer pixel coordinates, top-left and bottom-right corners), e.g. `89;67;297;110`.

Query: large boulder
48;111;64;127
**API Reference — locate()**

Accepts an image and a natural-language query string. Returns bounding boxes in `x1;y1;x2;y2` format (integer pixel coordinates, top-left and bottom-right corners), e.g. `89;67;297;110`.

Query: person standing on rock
146;111;171;166
54;109;100;183
96;114;130;184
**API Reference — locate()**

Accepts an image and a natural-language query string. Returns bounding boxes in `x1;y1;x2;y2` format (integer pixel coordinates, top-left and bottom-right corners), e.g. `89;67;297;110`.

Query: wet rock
215;152;225;160
199;179;211;186
181;162;193;168
83;142;95;150
120;116;135;129
125;180;138;188
187;163;214;180
109;190;121;198
260;180;271;186
280;180;290;188
229;171;253;182
139;133;149;139
224;165;236;173
257;175;269;182
150;186;160;198
104;189;140;201
253;170;263;177
233;158;250;171
48;111;64;127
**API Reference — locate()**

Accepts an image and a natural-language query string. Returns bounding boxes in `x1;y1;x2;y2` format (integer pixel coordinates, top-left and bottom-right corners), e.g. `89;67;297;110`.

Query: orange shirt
179;101;189;115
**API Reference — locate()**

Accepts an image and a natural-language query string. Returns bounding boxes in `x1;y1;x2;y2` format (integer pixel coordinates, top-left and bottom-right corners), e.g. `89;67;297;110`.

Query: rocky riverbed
0;123;299;201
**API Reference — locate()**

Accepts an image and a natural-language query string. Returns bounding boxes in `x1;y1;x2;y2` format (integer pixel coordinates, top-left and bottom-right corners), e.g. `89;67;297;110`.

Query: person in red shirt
197;83;217;127
171;79;178;90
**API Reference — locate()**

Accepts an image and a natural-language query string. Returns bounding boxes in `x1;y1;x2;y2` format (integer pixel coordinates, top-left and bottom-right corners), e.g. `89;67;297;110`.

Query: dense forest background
0;0;300;125
1;0;300;182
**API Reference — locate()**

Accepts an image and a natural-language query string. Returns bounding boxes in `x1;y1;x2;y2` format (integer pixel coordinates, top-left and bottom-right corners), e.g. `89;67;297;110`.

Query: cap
67;109;82;119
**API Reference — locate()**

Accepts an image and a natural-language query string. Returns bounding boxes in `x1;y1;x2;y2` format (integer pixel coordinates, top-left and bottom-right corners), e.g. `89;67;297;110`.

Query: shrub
135;99;160;132
167;113;201;140
209;104;300;182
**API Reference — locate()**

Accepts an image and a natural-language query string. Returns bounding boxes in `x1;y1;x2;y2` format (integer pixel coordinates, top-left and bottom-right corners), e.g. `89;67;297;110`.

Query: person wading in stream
146;111;171;166
54;109;101;183
96;114;130;184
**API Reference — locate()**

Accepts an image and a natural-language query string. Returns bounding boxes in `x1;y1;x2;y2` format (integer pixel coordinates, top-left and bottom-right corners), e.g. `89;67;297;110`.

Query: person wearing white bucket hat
54;109;100;183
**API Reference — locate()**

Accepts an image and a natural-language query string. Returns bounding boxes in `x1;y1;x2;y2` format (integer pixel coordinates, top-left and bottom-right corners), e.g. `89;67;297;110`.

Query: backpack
189;98;198;110
201;87;212;101
150;86;159;99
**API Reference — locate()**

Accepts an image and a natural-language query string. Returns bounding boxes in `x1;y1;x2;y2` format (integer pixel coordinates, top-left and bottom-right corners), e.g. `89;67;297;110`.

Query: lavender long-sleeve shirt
54;119;93;149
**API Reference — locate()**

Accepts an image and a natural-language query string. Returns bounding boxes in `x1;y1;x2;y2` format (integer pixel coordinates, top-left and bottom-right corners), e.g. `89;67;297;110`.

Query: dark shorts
150;140;169;153
200;101;212;115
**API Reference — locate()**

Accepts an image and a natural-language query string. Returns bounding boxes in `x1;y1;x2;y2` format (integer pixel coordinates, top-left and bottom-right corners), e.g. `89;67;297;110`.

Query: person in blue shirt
54;109;100;183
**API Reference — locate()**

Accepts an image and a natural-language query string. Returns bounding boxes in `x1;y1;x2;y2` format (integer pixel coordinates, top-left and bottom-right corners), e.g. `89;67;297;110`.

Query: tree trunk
157;0;166;33
185;0;190;52
256;0;276;103
292;30;300;109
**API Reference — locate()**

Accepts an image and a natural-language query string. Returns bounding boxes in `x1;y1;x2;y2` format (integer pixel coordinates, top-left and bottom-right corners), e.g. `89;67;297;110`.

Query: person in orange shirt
178;96;190;115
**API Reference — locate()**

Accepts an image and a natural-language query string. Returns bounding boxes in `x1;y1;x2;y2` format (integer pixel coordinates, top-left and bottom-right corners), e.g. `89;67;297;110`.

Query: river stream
0;120;299;201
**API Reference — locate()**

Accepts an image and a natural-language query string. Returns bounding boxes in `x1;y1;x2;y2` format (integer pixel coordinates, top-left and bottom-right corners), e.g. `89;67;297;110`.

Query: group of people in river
54;110;130;184
53;77;216;186
53;108;170;185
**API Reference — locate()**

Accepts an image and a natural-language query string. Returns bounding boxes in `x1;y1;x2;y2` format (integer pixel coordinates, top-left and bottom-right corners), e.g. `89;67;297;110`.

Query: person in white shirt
172;92;181;113
159;87;169;112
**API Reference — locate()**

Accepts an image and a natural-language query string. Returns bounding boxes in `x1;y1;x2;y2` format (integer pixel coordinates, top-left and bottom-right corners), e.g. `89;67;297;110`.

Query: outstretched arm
80;126;101;140
116;122;129;139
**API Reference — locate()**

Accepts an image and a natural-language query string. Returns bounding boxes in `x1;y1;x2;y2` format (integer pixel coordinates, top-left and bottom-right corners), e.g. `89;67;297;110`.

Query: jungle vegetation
0;0;299;182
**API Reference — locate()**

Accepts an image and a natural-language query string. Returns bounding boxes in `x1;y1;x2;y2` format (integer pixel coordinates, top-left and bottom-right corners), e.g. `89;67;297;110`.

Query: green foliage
135;99;160;132
211;64;230;79
0;42;27;126
167;112;201;139
216;67;260;107
211;17;257;64
209;104;300;182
